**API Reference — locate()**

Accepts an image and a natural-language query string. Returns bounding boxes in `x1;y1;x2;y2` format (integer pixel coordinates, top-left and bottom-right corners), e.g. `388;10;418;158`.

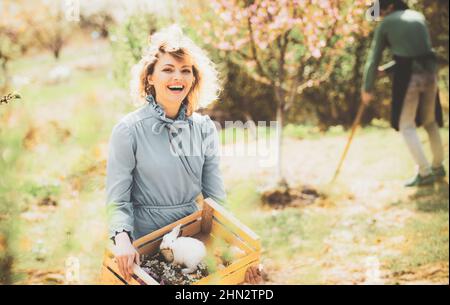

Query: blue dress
106;95;226;240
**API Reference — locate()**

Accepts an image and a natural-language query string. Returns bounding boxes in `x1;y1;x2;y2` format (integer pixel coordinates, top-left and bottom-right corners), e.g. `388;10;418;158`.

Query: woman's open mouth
167;85;185;94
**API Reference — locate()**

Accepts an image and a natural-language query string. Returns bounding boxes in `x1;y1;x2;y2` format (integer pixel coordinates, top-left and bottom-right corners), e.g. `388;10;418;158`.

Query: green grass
386;212;449;275
219;126;275;145
284;123;345;140
256;209;332;259
412;184;449;213
381;182;449;278
223;122;448;284
219;122;352;145
225;180;334;283
235;180;448;284
9;39;106;75
16;69;115;108
283;118;403;141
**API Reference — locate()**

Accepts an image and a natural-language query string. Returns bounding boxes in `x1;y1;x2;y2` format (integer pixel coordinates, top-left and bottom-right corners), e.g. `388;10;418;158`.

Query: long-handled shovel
331;102;367;183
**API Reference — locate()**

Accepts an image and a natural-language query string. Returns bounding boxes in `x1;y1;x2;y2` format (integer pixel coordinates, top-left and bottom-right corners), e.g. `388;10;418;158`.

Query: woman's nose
173;70;182;81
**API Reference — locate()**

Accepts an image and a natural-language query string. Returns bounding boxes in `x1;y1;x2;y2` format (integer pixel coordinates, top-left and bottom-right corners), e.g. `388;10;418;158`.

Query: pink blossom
235;38;249;48
220;11;232;23
217;41;232;50
311;48;322;59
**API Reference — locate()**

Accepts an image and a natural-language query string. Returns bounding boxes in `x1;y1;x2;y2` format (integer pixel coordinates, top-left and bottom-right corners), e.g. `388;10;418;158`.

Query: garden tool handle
331;102;367;182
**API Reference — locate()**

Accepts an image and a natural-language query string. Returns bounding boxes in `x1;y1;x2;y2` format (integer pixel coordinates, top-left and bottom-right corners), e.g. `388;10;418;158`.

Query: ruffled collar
146;94;191;124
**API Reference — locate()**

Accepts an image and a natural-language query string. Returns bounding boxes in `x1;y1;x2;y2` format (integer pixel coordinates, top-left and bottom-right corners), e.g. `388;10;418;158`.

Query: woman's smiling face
148;52;195;108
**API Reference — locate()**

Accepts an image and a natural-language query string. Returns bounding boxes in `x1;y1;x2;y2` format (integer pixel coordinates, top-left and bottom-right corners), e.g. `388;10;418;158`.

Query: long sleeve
201;116;227;205
362;23;387;92
106;121;136;239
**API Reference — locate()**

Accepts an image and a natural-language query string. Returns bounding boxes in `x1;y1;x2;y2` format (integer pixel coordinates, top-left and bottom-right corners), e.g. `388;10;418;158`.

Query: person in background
361;0;446;187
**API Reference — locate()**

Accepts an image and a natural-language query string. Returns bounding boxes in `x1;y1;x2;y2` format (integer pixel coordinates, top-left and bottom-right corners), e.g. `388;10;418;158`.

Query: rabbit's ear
172;224;182;238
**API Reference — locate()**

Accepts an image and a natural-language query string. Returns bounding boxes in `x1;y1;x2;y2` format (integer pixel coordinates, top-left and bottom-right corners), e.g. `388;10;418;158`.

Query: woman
106;25;261;283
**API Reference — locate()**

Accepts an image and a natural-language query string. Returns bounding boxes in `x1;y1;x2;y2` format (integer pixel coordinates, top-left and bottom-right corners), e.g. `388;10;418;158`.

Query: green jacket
363;9;437;92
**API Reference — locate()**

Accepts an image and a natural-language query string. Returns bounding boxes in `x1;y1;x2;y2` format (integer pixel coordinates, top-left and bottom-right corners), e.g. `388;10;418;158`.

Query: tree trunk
0;59;10;94
276;103;283;183
0;250;13;284
349;38;367;126
243;113;257;140
274;94;287;187
53;48;60;60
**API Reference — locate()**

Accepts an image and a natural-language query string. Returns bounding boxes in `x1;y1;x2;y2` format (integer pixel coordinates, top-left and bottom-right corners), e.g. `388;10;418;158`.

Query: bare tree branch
246;16;272;82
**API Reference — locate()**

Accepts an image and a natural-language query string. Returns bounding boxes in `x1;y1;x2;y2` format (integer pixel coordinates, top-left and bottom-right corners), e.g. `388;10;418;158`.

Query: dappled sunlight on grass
384;212;449;283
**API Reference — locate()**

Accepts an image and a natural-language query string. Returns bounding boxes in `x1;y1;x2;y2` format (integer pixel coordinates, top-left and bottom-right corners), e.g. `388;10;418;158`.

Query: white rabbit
159;224;206;274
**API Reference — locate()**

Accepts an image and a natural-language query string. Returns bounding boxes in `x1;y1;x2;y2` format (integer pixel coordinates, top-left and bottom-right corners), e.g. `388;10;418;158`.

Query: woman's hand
244;265;263;284
114;232;140;281
361;90;374;106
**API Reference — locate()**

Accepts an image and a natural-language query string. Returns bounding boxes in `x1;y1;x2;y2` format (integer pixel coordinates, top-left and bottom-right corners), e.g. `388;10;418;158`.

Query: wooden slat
218;260;260;285
193;251;260;285
204;198;261;251
218;270;246;285
195;194;204;209
100;266;124;285
133;210;202;248
103;261;133;285
136;242;160;257
210;220;252;253
102;255;128;284
180;219;202;237
217;251;260;278
133;264;159;285
103;253;157;285
201;202;214;234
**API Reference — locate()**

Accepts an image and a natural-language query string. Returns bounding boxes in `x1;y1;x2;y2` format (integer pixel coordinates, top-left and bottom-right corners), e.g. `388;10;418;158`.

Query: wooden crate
101;198;261;285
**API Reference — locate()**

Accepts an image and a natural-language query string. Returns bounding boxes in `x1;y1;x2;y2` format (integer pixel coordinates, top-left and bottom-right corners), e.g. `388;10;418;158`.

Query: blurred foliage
13;0;75;60
0;30;21;93
413;0;449;66
290;33;384;129
0;121;22;284
182;9;282;123
0;0;33;93
0;0;74;93
110;13;160;89
184;0;449;129
207;59;277;123
79;12;115;39
28;9;71;60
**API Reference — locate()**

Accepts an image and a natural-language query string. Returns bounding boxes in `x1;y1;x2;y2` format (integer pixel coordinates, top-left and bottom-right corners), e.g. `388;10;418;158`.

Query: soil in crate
140;252;209;285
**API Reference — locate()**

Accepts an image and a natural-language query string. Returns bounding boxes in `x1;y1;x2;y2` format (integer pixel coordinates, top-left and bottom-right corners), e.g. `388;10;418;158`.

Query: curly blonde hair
130;25;221;115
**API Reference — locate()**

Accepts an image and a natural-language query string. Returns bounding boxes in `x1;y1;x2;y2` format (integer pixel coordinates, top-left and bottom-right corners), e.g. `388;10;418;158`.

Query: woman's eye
163;69;173;72
182;70;192;74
